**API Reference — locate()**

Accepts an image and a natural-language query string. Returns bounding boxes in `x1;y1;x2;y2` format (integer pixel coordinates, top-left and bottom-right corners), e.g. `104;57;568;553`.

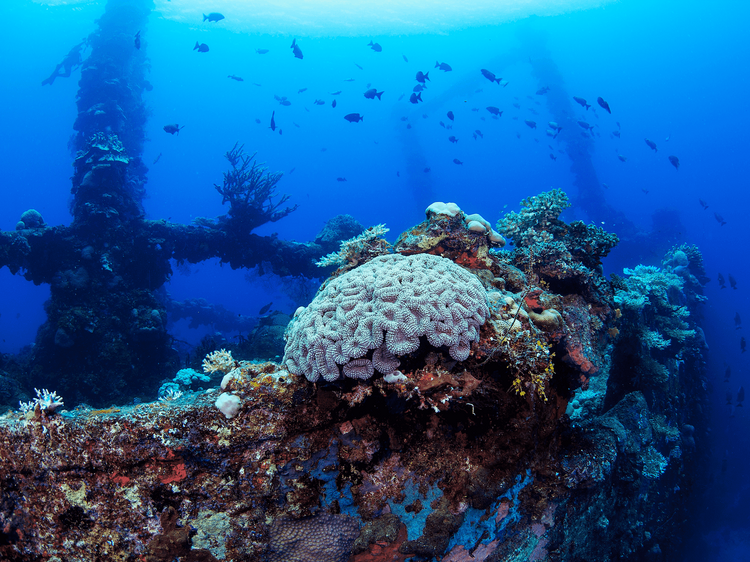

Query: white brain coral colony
283;253;489;382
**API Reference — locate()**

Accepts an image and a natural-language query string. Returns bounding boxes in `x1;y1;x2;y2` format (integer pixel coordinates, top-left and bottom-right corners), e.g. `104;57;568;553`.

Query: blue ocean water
1;0;748;559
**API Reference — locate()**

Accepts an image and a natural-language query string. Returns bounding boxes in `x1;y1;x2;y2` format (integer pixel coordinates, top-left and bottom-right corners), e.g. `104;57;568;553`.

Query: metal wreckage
0;1;710;560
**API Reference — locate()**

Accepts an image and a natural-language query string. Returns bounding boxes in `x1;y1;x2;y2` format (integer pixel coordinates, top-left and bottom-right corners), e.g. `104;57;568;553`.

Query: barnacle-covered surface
0;196;708;562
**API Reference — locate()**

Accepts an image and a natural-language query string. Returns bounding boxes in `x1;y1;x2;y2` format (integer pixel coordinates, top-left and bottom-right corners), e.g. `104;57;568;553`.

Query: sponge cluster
283;253;489;382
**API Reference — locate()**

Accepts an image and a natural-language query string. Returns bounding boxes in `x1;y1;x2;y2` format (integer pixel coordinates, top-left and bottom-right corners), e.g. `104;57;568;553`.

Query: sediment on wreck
0;200;709;562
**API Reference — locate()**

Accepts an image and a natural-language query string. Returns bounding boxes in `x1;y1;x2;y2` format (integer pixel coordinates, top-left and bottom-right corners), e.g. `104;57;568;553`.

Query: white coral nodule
283;253;489;382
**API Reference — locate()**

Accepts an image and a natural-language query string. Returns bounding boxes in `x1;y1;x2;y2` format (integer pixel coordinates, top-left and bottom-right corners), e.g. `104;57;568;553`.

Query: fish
644;138;658;152
573;96;590;110
550;153;557;161
291;38;303;59
536;86;550;95
597;97;611;113
481;69;501;84
453;158;463;165
735;312;742;329
203;12;225;22
699;199;709;210
152;152;162;164
475;129;483;138
228;75;244;82
313;99;325;105
289;167;295;174
616;121;621;129
298;87;307;93
447;111;454;121
424;167;430;173
618;155;627;162
578;121;594;132
729;274;737;289
727;391;734;406
344;113;363;123
472;133;477;140
499;79;509;87
741;336;746;353
725;364;731;381
602;183;609;189
258;302;273;315
718;273;726;288
416;71;430;84
337;177;347;182
293;122;300;128
401;116;408;122
193;42;209;53
256;48;269;54
486;106;502;116
738;386;745;406
344;78;355;82
409;92;422;104
254;118;261;124
397;171;400;176
612;130;621;138
274;95;286;101
448;136;458;143
435;61;452;71
134;31;141;50
163;124;184;135
355;63;363;70
548;122;561;131
332;99;337;108
439;121;446;128
330;90;342;95
406;124;412;129
269;111;276;131
403;55;409;63
279;100;291;106
546;129;557;138
364;88;384;100
397;94;404;101
413;84;426;92
252;82;262;87
524;120;536;129
368;41;382;52
669;155;680;170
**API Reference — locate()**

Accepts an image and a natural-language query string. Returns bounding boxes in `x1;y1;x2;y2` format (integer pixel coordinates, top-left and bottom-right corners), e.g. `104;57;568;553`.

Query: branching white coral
316;224;390;267
19;388;65;414
203;348;236;374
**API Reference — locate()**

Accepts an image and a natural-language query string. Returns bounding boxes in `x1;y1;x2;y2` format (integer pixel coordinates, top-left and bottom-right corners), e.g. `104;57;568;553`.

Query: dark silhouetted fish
279;100;291;106
735;312;742;329
448;135;458;143
203;12;224;22
344;78;355;82
134;31;141;50
403;54;408;62
486;106;502;116
293;122;300;128
337;177;347;182
152;152;161;164
313;99;325;105
550;153;557;161
578;121;594;133
400;116;408;122
368;41;382;52
254;118;261;124
256;48;269;54
406;124;412;129
330;90;342;95
738;386;745;407
548;121;561;131
699;199;709;210
424;167;430;173
618;154;627;162
447;110;454;121
725;364;731;381
612;130;621;138
729;274;737;289
228;75;244;81
645;138;658;152
364;88;383;100
742;336;747;353
413;84;425;92
669;155;680;170
481;69;501;84
163;124;184;135
298;87;307;93
718;273;726;288
512;102;521;109
597;97;611;113
269;111;276;131
355;63;363;70
344;113;363;123
194;42;209;53
397;94;404;101
409;92;422;104
602;183;609;189
536;86;550;95
475;129;483;138
524;120;536;129
332;99;337;108
416;71;430;84
435;61;452;71
573;96;590;110
259;302;273;315
439;121;446;128
291;38;303;59
453;158;463;165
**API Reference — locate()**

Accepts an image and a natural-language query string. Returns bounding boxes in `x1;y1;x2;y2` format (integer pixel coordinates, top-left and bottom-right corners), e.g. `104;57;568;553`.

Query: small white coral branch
316;224;390;267
19;388;65;415
202;348;236;374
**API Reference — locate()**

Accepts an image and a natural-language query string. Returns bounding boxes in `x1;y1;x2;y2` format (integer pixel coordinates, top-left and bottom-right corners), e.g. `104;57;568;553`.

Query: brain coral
283;253;489;382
